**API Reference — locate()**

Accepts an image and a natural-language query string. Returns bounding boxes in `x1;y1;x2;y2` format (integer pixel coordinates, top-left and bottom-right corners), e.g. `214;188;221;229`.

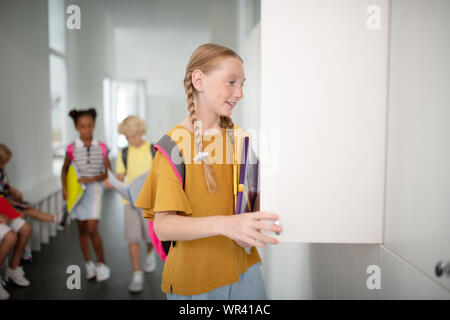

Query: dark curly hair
68;108;97;125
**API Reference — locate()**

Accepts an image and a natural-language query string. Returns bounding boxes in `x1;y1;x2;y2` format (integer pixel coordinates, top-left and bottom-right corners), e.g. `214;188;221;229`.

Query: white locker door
260;0;389;243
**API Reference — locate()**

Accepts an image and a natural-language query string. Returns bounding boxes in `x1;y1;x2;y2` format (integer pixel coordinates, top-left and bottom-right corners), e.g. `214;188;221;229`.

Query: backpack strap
67;143;75;161
150;143;156;158
122;146;129;171
122;143;155;173
68;141;107;161
99;142;107;160
153;135;185;187
147;134;185;262
64;143;76;175
226;125;237;209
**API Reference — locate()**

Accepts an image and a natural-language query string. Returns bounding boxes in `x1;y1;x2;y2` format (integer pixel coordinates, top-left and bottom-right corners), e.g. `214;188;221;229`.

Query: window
103;79;148;157
48;0;67;176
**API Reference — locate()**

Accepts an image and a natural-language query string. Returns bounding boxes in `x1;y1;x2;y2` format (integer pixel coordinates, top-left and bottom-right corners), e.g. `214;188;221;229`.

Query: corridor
5;190;165;300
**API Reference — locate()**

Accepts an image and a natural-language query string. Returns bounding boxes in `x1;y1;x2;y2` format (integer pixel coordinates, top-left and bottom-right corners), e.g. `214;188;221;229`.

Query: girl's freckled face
203;57;246;117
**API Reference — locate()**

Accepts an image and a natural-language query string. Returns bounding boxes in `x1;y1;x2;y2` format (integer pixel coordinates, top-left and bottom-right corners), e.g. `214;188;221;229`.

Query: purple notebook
235;136;259;214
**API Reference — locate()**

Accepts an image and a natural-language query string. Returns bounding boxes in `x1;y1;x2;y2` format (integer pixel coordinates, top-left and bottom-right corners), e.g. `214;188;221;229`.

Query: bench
21;176;63;251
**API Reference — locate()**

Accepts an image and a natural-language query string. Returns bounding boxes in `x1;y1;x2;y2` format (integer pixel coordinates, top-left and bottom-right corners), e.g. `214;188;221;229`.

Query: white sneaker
85;261;96;280
5;266;30;287
0;277;10;300
95;263;110;282
143;250;157;273
128;271;144;293
16;266;25;276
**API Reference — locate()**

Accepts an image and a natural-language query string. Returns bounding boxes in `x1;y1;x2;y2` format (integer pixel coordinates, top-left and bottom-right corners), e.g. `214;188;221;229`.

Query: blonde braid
184;72;219;194
219;116;234;130
184;43;243;194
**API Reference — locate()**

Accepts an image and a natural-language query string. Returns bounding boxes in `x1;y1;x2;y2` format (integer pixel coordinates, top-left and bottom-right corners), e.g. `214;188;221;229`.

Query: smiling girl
135;43;282;300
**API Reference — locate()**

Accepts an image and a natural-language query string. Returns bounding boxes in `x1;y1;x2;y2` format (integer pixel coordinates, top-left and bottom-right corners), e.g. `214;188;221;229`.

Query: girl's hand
103;178;113;189
220;211;283;248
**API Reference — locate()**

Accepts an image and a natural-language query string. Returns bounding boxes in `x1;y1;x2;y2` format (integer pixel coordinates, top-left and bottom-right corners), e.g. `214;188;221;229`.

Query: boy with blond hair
115;116;156;293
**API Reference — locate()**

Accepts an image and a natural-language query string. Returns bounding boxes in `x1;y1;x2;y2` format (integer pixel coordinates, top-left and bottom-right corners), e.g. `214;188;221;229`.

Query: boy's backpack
149;126;236;262
121;143;155;172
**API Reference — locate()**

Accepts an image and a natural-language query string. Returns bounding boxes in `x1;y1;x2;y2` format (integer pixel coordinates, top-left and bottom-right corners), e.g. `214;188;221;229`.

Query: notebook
66;163;85;212
107;169;148;209
235;136;259;214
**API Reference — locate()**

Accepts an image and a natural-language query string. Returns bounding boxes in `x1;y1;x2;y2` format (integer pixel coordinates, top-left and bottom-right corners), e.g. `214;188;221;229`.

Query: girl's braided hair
184;43;243;194
68;108;97;125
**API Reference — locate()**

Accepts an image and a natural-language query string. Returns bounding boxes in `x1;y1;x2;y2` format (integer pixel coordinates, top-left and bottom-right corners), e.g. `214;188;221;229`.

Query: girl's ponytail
87;108;97;122
68;109;78;122
184;43;241;194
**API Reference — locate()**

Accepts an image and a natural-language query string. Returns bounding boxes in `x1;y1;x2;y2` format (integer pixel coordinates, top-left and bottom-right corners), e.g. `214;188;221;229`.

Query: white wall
234;0;261;134
261;0;450;300
383;0;450;295
0;0;115;193
112;0;246;144
65;0;115;143
0;0;54;190
114;26;210;144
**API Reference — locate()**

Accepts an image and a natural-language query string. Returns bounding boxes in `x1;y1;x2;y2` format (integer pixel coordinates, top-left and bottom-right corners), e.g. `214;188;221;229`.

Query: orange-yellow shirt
135;124;261;295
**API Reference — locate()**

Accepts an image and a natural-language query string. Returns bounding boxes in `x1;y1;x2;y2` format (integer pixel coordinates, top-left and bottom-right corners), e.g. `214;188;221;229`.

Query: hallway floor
4;189;166;300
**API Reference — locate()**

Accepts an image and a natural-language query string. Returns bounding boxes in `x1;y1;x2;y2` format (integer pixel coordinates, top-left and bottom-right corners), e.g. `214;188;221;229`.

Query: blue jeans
167;263;267;300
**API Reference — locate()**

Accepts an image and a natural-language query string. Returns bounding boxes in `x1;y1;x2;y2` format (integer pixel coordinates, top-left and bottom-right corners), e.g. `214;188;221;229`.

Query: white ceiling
100;0;212;29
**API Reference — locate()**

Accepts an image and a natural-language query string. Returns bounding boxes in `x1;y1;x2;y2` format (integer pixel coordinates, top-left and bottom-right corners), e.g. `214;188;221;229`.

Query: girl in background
0;144;63;228
61;108;111;282
0;145;32;289
0;212;18;300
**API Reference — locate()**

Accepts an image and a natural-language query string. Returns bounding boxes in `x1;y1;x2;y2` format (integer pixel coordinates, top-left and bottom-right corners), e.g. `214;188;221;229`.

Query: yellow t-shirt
135;124;261;296
116;141;153;205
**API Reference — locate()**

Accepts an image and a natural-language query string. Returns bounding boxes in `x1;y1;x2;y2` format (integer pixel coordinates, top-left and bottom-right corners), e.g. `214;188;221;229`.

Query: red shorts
0;196;21;219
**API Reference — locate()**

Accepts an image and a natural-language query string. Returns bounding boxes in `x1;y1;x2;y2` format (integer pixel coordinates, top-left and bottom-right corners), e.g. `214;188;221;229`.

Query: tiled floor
4;189;166;300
